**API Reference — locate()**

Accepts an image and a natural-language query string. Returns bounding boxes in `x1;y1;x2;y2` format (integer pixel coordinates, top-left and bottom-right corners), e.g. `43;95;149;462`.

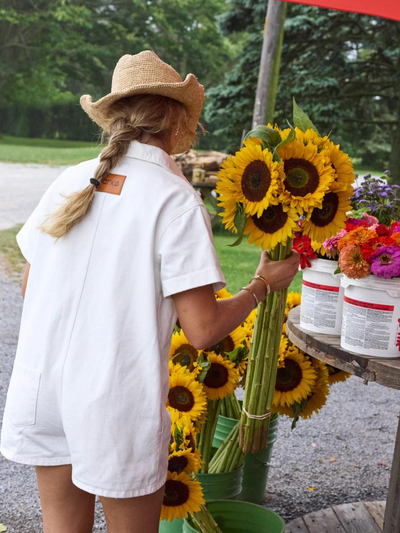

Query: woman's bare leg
36;465;95;533
100;484;165;533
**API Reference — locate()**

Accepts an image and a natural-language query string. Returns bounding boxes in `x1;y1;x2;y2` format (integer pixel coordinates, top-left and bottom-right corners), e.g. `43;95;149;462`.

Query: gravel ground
0;270;399;531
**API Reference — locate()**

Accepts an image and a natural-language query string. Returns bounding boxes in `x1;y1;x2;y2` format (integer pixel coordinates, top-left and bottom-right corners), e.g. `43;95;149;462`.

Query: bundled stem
190;504;223;533
239;239;293;453
220;393;241;420
209;422;245;473
197;399;221;473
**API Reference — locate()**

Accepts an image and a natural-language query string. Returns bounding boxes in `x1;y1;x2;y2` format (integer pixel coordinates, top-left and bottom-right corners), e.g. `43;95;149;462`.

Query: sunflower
161;471;204;522
324;139;356;191
170;330;199;372
299;359;330;419
167;371;207;421
278;335;289;368
215;288;233;300
285;291;302;318
277;139;335;215
280;127;329;148
273;346;317;408
302;184;353;243
216;139;282;218
203;325;244;358
170;413;203;466
326;364;352;385
215;155;239;233
202;352;239;400
244;203;299;250
168;448;200;475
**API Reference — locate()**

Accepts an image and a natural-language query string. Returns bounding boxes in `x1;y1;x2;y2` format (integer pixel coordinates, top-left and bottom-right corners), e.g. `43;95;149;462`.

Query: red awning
282;0;400;22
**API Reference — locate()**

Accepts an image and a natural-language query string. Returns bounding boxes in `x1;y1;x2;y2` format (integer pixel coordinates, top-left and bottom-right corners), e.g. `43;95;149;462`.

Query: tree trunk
252;0;287;128
389;95;400;186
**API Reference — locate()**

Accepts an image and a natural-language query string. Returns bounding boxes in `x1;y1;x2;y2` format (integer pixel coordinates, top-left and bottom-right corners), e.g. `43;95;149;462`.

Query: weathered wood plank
303;507;347;533
285;516;310;533
384;413;400;533
334;502;381;533
364;501;385;531
287;307;400;391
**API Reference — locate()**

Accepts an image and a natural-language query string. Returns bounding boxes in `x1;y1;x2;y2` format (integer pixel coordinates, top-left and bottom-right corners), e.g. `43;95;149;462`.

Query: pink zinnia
370;246;400;279
323;229;347;259
339;245;371;279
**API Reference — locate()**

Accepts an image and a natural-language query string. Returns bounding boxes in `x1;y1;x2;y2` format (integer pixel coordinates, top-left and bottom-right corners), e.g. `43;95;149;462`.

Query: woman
0;51;299;533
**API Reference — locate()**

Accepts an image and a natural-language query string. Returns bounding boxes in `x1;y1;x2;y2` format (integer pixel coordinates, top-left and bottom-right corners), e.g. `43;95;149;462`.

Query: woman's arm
173;251;300;350
22;262;31;299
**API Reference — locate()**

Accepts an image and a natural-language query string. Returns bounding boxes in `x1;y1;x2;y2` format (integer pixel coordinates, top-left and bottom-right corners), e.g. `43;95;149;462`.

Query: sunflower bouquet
216;100;355;453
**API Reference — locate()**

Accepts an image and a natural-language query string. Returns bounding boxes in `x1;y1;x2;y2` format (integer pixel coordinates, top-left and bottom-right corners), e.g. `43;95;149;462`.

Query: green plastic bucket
159;517;184;533
197;466;244;501
212;414;238;449
237;413;280;504
182;500;285;533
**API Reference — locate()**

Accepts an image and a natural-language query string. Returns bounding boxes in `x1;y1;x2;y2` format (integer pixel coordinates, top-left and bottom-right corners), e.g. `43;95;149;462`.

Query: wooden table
191;180;222;229
286;306;400;533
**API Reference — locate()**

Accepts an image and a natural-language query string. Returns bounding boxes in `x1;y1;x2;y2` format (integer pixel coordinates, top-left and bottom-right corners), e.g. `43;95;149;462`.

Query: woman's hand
255;250;300;293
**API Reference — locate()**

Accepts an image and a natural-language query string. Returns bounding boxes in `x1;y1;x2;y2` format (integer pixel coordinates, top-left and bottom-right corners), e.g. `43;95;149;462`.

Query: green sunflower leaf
334;266;342;275
225;341;248;364
245;126;282;149
197;352;211;383
229;203;247;247
293;98;319;134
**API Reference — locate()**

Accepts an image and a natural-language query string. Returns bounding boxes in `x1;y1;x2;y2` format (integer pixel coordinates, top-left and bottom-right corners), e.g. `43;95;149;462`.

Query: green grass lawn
213;230;302;294
0;135;103;165
0;225;24;275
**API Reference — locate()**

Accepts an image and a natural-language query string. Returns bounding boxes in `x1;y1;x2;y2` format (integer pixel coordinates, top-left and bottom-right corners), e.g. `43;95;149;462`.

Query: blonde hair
39;94;202;239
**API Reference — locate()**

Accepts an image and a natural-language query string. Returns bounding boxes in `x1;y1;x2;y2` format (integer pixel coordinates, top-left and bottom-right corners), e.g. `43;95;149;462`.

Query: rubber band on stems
242;406;272;420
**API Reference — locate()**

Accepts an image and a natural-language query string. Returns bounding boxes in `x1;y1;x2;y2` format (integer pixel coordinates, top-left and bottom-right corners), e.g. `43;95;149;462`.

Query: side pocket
4;361;41;428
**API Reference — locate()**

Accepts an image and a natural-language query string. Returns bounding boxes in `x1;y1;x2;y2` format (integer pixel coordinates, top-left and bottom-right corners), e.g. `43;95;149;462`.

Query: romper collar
124;140;186;180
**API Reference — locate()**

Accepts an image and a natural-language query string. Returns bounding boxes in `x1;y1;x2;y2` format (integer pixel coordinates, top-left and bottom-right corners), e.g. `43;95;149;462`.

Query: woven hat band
111;53;182;93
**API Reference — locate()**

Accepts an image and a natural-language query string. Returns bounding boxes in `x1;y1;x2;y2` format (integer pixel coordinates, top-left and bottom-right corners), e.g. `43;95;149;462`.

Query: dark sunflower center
241;160;271;202
204;336;235;356
168;455;189;474
168;386;195;412
310;192;339;228
163;479;190;507
380;254;393;265
327;364;340;377
204;363;229;389
284;158;320;196
275;359;303;392
174;344;198;369
187;434;196;454
252;204;288;235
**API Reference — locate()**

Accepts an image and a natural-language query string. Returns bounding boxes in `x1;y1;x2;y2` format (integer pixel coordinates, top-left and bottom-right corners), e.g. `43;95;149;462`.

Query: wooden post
252;0;287;128
383;412;400;532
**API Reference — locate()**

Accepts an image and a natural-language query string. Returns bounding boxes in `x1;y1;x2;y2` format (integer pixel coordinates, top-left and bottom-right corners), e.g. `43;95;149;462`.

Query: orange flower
339;244;371;279
338;227;377;251
390;232;400;245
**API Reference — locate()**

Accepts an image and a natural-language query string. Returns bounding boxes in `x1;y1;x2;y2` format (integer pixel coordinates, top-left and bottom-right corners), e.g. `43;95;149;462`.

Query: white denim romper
0;140;226;498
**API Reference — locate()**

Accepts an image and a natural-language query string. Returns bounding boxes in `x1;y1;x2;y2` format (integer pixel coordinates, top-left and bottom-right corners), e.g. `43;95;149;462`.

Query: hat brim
80;74;204;154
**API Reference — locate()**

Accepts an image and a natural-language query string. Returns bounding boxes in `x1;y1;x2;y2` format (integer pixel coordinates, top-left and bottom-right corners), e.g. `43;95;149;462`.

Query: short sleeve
16;172;65;263
159;204;226;298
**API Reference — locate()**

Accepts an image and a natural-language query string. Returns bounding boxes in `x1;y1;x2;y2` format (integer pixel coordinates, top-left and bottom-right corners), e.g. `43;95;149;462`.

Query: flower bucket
237;413;280;504
197;467;244;501
340;275;400;358
212;414;238;449
300;258;344;334
159;518;184;533
182;500;285;533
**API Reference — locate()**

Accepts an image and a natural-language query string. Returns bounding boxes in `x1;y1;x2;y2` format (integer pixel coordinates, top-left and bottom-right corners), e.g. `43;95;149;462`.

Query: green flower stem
198;399;221;473
191;504;223;533
239;240;293;453
208;422;244;473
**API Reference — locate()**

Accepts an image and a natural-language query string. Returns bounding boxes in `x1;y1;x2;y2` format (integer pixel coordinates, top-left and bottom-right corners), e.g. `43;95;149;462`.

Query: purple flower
370;246;400;279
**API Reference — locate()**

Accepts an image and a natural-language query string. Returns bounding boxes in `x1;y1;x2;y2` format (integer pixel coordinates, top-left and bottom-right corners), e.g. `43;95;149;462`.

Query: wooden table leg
383;411;400;532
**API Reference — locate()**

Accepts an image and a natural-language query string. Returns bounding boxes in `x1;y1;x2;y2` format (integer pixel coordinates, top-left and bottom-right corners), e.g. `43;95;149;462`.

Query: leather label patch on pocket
96;173;126;195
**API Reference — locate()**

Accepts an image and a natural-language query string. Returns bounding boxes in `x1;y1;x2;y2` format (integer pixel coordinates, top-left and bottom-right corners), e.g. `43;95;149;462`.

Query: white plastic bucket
300;258;344;335
340;275;400;358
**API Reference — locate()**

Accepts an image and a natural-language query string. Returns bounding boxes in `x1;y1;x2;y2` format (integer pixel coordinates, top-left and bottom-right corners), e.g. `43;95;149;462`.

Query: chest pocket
5;362;41;427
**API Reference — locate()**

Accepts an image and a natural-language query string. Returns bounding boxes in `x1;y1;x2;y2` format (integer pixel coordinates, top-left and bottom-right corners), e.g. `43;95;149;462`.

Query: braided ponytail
39;94;197;240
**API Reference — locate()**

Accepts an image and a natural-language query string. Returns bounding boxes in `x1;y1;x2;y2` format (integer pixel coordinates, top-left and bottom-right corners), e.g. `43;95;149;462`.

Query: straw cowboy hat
80;50;205;154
